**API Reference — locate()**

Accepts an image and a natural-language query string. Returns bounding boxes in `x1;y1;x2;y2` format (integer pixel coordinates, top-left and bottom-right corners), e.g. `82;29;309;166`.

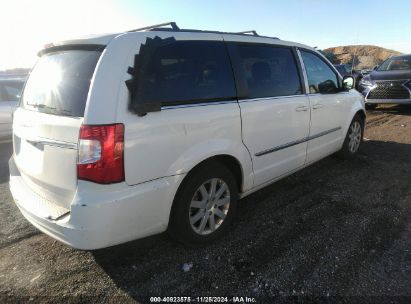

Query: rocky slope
324;45;402;70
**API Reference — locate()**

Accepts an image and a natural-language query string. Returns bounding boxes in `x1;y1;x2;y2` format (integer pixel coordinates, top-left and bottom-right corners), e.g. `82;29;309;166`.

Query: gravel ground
0;105;410;303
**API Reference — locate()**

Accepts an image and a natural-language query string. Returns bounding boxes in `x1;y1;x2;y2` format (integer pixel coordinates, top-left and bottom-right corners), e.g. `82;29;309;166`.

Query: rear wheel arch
168;155;242;243
179;154;243;197
169;155;243;218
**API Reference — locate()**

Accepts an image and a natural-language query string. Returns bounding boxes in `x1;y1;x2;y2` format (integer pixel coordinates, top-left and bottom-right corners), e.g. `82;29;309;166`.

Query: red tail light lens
77;124;124;184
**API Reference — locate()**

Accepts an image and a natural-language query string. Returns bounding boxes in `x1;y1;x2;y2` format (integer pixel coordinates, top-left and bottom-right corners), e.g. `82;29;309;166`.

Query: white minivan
9;23;365;249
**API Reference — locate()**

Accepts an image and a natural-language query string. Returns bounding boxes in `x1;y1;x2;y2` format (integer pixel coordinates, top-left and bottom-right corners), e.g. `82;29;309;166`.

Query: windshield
22;50;102;117
377;56;411;71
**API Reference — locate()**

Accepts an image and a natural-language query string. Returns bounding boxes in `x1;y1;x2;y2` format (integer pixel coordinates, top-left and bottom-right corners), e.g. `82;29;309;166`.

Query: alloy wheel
189;178;231;235
348;121;362;153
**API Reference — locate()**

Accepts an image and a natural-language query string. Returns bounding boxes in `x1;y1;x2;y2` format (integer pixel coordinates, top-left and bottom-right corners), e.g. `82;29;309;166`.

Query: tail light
77;124;124;184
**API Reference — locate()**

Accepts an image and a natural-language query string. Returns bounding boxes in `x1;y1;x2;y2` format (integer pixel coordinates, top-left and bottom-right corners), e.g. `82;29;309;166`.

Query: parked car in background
9;22;365;249
0;78;25;139
358;54;411;109
360;68;373;76
334;64;363;89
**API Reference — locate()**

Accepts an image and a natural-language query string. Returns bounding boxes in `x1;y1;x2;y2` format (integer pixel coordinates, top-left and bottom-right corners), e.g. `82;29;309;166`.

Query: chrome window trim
238;94;307;103
307;92;350;97
161;100;237;110
255;127;342;157
161;94;310;109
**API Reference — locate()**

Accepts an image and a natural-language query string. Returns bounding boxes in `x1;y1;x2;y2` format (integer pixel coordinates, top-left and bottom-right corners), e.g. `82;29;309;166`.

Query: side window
300;50;339;94
237;45;302;99
0;85;5;102
135;40;236;105
3;82;23;102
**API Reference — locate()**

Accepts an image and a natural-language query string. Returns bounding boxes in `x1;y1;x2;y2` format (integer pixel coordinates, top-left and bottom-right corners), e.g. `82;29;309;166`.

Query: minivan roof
41;22;316;54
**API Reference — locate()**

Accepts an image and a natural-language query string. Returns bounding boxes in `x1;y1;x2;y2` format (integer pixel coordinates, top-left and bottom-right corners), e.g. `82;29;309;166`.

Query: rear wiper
30;104;57;110
27;103;75;116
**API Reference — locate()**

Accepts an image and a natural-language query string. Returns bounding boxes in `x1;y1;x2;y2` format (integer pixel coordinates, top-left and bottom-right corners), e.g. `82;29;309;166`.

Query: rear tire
168;162;238;245
337;114;364;159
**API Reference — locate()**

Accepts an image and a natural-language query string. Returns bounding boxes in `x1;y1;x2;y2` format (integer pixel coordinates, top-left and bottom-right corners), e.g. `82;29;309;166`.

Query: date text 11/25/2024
149;296;257;303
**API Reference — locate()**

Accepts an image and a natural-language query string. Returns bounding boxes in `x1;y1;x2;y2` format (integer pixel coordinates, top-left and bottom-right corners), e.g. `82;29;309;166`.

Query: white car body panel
306;92;350;163
10;155;185;249
8;29;365;249
121;103;253;190
238;96;310;186
12;109;82;210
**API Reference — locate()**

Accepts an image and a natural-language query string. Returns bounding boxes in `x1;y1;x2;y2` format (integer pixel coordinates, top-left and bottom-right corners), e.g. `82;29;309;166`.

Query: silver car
0;78;25;139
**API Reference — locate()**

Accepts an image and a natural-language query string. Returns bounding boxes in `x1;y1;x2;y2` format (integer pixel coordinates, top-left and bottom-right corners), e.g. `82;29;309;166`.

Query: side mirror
342;76;354;90
373;65;379;70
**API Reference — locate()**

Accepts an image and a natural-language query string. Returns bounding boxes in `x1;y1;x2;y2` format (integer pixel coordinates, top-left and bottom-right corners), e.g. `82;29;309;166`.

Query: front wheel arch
337;113;365;159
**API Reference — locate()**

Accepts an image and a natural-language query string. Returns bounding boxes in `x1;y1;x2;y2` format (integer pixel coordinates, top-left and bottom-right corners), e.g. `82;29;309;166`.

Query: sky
1;0;410;70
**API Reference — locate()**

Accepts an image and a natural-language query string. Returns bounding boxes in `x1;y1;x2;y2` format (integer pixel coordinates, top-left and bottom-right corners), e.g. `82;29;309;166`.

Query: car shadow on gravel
92;140;411;301
369;104;411;116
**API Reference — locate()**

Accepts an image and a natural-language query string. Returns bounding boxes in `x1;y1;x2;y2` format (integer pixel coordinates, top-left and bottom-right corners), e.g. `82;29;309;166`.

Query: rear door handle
312;103;324;110
295;106;309;112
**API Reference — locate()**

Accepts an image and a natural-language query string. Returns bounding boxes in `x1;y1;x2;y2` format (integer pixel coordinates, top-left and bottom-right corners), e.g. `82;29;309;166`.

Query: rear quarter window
130;40;236;106
22;50;102;117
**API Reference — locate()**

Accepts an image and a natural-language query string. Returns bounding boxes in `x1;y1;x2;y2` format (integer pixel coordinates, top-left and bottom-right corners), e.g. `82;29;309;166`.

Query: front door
299;49;351;163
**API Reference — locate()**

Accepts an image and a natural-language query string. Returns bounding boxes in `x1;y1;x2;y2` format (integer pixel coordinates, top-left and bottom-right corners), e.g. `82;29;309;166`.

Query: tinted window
0;81;24;102
237;45;302;98
335;65;349;76
301;51;339;94
135;41;236;105
22;50;101;117
378;55;411;71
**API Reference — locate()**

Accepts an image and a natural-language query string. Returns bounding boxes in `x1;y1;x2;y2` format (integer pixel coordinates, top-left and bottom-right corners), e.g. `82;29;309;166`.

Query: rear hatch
12;47;103;210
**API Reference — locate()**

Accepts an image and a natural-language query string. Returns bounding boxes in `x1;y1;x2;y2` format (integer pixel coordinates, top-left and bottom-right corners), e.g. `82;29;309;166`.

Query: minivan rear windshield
21;49;102;117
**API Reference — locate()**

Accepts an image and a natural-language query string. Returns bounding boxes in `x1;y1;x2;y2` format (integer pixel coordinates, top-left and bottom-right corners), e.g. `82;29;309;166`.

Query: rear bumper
9;156;184;250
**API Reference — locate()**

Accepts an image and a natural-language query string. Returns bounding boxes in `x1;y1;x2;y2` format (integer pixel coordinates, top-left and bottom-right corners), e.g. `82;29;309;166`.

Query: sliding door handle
295;106;309;112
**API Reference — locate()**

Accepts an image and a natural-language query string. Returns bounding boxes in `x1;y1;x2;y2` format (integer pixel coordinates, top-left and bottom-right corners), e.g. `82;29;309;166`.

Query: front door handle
295;106;309;112
312;103;324;110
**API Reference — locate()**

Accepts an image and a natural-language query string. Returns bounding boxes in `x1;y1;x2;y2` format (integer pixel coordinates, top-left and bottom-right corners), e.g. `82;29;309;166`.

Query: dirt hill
324;45;402;70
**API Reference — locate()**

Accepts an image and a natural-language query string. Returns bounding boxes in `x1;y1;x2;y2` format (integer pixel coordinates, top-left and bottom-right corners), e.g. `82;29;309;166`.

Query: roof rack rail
128;22;180;33
236;30;259;36
126;23;280;40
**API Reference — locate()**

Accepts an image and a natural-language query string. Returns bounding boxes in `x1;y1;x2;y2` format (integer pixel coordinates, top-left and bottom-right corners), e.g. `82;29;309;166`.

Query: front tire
338;115;364;159
168;162;238;245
